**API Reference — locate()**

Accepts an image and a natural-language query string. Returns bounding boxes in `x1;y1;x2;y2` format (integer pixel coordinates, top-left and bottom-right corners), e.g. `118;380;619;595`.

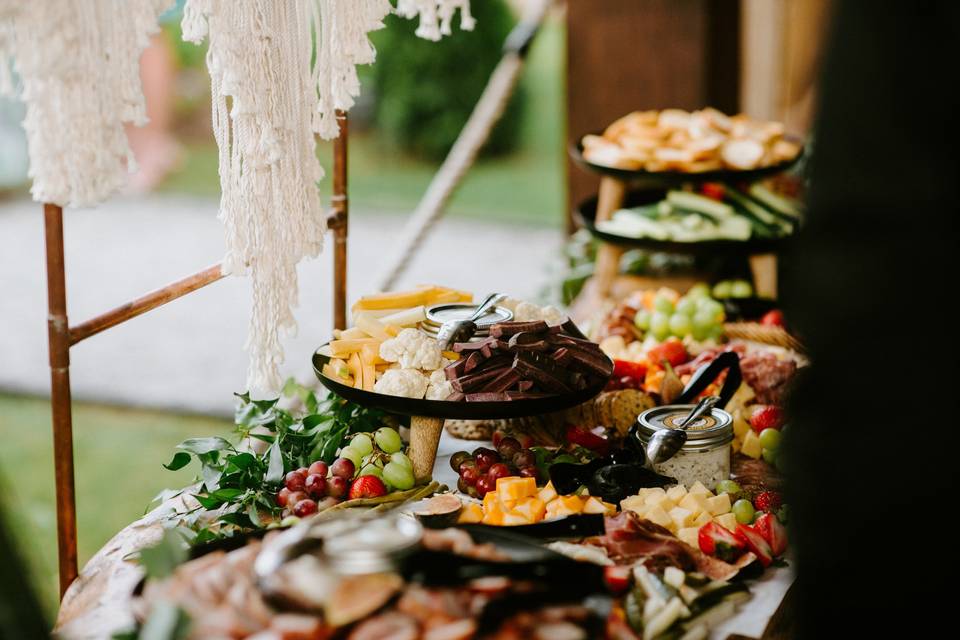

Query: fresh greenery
368;0;525;161
159;388;388;544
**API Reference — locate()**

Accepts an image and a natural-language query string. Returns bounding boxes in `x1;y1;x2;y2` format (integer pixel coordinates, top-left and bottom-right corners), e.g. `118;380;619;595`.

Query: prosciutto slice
591;512;756;581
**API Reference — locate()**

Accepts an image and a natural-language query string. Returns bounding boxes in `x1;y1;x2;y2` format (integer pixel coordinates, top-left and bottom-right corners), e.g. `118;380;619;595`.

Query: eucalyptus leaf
162;452;192;471
266;441;284;484
176;437;232;455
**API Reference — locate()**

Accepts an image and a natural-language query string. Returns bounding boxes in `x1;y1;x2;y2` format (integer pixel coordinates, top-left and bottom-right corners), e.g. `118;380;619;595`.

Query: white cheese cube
644;505;673;530
648;494;676;513
666;485;688;503
705;493;732;516
715;513;738;531
669;506;696;530
678;527;701;549
688;481;713;496
620;495;648;515
679;492;710;515
664;566;686;589
741;430;763;459
693;510;713;527
642;487;667;504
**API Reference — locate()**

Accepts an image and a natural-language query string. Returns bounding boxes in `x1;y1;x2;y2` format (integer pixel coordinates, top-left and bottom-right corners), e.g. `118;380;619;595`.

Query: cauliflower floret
426;368;454;400
541;305;567;325
379;328;443;370
512;301;544;322
374;368;429;399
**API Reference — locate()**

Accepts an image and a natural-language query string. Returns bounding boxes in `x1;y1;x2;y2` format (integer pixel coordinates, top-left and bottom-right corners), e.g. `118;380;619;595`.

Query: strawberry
647;339;689;368
603;565;632;595
760;309;785;327
750;405;784;433
754;491;782;513
348;475;387;500
565;425;610;456
698;522;746;563
753;512;788;556
735;523;774;567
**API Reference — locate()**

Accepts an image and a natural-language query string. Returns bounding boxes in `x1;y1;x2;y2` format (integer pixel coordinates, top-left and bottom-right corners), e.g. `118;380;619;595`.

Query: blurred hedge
368;1;525;161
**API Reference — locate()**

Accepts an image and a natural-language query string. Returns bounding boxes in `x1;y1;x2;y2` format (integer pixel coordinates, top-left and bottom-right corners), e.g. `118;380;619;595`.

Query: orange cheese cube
502;513;529;526
511;497;546;523
483;491;500;513
538;481;558;503
583;496;616;515
458;503;483;524
546;495;585;518
496;477;537;502
481;504;504;526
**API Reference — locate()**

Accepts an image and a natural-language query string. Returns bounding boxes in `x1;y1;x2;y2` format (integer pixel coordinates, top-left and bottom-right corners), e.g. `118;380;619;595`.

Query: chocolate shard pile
443;320;613;402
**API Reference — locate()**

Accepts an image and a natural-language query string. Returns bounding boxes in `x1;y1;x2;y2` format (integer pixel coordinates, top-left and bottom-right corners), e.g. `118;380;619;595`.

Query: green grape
359;463;383;480
730;280;754;298
762;447;778;465
675;297;697;317
669;313;693;337
391;451;413;471
382;461;415;491
650;312;670;341
715;479;741;497
732;499;756;524
653;293;675;315
351;433;374;457
374;427;403;454
758;428;781;450
339;446;363;468
634;309;652;331
687;283;711;299
712;281;733;299
691;323;710;341
706;325;724;341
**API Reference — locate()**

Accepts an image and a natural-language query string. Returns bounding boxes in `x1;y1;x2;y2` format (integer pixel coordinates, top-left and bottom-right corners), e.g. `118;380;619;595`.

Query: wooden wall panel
565;0;741;229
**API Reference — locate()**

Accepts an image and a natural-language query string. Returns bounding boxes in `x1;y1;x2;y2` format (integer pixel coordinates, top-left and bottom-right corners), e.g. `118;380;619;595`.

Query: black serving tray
569;134;803;186
574;189;796;256
312;348;608;420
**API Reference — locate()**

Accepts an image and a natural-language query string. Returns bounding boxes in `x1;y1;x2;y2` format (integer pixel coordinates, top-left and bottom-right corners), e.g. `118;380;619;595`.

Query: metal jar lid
420;303;513;339
635;404;734;453
323;514;423;575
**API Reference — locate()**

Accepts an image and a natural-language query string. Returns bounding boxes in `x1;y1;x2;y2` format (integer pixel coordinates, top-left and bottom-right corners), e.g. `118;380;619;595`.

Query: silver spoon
645;395;720;465
436;292;505;351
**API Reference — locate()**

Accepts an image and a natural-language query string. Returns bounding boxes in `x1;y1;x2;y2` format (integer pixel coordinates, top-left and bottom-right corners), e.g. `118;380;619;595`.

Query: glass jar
635;404;733;488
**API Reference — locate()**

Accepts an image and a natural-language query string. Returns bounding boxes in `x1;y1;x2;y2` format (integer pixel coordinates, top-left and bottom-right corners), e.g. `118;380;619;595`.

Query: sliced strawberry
698;522;746;563
750;405;784;433
760;309;785;327
735;523;774;567
753;513;788;556
603;565;632;595
754;491;782;513
348;475;387;500
565;425;610;456
647;339;689;368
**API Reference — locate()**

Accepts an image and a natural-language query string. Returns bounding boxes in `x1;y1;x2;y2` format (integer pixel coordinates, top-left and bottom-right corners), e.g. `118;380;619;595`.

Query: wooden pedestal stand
407;416;445;482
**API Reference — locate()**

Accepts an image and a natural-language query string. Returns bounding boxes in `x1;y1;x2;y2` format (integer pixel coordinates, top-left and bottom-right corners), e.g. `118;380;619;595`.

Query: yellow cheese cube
669;506;697;530
538;481;558;503
733;410;752;439
741;430;763;459
458;503;484;524
512;497;546;523
620;496;649;517
583;496;616;515
666;485;688;503
497;477;537;502
634;488;654;502
705;493;732;516
678;527;701;549
643;505;673;530
688;481;713;496
647;494;676;513
679;493;710;515
693;510;713;527
715;513;738;532
482;507;504;526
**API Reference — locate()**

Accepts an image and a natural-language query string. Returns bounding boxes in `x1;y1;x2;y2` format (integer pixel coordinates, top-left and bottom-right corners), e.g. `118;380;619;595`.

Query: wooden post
43;203;78;597
332;110;349;331
408;416;445;483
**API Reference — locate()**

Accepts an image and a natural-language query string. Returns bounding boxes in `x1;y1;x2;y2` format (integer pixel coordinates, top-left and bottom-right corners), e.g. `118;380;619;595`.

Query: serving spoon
436;292;505;351
645;395;720;465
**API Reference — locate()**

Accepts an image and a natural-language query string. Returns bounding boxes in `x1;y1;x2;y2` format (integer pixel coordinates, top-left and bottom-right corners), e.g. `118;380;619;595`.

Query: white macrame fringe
395;0;475;41
183;0;473;394
0;0;168;208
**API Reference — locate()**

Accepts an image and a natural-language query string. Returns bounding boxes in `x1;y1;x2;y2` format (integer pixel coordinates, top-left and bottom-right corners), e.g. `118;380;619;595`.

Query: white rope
0;0;168;208
395;0;475;41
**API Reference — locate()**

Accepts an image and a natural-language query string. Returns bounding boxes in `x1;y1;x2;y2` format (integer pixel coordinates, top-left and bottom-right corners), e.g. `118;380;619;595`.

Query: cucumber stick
748;184;802;220
666;191;734;219
725;188;794;235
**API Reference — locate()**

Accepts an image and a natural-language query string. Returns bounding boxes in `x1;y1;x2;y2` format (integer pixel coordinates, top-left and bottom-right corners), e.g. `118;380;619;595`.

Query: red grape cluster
451;437;540;498
276;458;355;518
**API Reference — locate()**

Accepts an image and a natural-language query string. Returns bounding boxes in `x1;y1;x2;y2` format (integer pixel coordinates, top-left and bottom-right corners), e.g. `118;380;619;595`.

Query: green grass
161;21;565;228
0;394;231;616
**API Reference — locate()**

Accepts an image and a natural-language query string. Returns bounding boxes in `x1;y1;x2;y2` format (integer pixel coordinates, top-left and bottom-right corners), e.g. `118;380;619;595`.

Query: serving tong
436;292;505;351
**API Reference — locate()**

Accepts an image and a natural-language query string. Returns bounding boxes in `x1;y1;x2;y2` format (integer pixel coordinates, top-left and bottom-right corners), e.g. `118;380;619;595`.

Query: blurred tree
369;0;525;161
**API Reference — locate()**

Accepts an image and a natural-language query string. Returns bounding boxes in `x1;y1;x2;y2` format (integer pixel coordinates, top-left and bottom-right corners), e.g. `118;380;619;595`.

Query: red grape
308;461;329;477
276;487;292;507
326;476;348;499
285;470;307;492
457;477;471;493
496;437;521;460
293;499;318;517
449;451;471;472
513;450;536;469
460;465;480;487
330;458;355;479
487;463;511;482
475;476;496;497
285;491;307;507
305;474;327;498
518;466;539;481
475;453;494;473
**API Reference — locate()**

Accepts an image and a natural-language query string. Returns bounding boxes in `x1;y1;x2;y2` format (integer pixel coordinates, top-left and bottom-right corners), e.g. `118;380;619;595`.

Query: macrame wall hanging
183;0;473;394
0;0;169;207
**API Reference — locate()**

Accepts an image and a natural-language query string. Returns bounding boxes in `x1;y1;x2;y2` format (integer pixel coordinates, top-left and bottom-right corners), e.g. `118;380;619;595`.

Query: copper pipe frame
331;110;349;330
